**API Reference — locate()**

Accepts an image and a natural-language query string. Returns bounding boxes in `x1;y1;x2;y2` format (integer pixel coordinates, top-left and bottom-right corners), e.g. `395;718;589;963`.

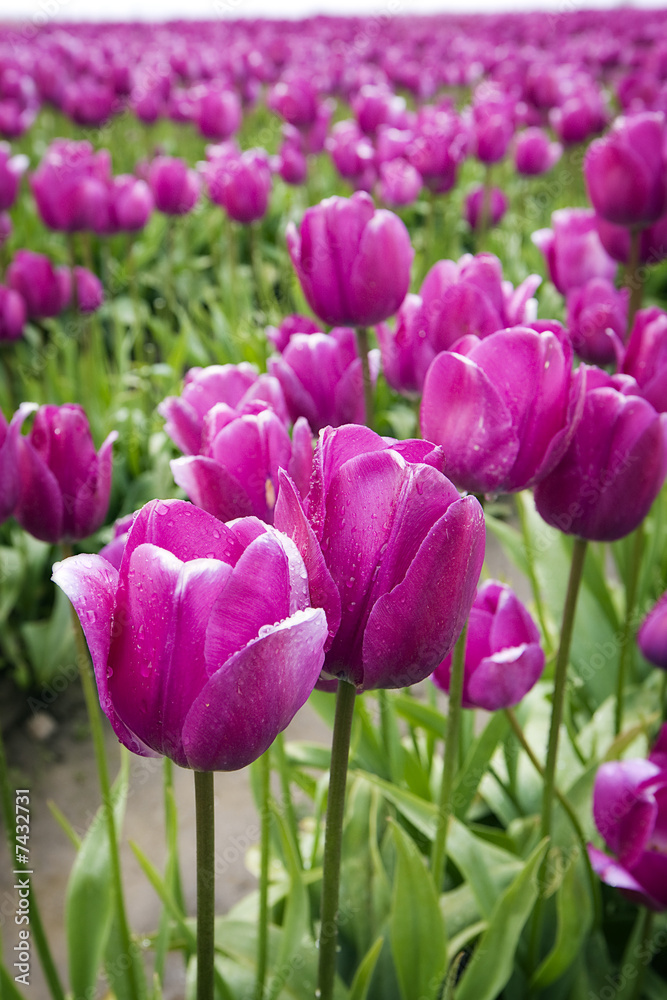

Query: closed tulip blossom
14;402;117;544
326;120;377;190
268;76;318;128
195;86;241;142
7;250;71;320
204;146;272;224
534;381;667;542
622;307;667;413
465;185;508;231
30;139;111;232
638;592;667;669
431;580;545;710
265;314;322;354
149;155;200;215
268;328;379;433
0;408;21;523
584;113;667;229
588;727;667;910
596;214;667;268
532;208;617;295
171;408;313;524
421;325;585;495
0;285;26;341
514;128;562;176
405;105;468;194
74;267;104;313
287;192;413;327
52;498;329;770
159;363;288;456
375;294;437;397
274;424;485;690
566;278;629;366
377;159;422;207
108;175;154;232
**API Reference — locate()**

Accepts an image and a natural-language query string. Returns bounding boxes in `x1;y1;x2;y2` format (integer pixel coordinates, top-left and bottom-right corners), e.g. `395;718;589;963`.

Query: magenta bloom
30;140;111;233
52;499;328;770
406;106;468;194
274;139;307;187
432;580;544;710
326;120;377;189
268;77;318;128
584;113;667;229
377;159;422;207
465;186;508;230
14;403;117;544
108;176;154;232
171;409;313;524
268;328;378;433
74;267;104;313
566;278;629;366
639;593;667;669
534;383;667;542
418;253;541;354
159;363;288;457
421;326;585;495
148;156;200;216
274;424;485;690
0;286;26;341
0;142;28;211
588;728;667;910
514;128;562;176
352;85;409;137
596;214;667;267
0;408;21;523
266;314;322;354
532;208;618;295
195;86;241;142
7;251;71;320
205;147;272;224
376;294;437;397
287;192;413;327
622;308;667;413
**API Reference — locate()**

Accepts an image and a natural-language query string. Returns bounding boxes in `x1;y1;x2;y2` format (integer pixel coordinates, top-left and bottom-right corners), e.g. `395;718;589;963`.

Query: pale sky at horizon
4;0;666;23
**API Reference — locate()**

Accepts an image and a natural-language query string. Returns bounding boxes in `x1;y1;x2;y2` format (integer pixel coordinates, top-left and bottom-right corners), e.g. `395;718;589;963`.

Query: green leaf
454;839;549;1000
349;936;384;1000
392;692;447;740
485;514;529;577
452;712;509;819
531;849;594;989
390;823;448;1000
269;803;310;998
447;818;522;920
65;754;129;1000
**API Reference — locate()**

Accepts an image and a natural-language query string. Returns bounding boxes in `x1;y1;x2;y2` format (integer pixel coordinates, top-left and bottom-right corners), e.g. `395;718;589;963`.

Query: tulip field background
1;9;667;1000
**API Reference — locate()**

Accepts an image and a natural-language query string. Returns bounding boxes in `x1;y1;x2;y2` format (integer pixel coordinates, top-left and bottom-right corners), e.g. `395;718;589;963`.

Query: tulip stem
629;907;654;1000
356;326;374;430
195;770;216;1000
615;523;645;736
431;622;468;891
515;491;554;657
478;165;493;246
65;550;143;1000
255;748;271;1000
626;228;643;337
318;679;357;1000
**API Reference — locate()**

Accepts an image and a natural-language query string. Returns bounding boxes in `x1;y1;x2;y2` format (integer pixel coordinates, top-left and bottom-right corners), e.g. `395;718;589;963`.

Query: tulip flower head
622;307;667;413
532;208;617;295
7;250;71;320
638;592;667;669
53;499;328;770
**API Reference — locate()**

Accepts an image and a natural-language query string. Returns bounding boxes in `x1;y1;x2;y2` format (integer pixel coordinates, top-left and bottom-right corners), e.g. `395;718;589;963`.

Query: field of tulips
2;7;667;1000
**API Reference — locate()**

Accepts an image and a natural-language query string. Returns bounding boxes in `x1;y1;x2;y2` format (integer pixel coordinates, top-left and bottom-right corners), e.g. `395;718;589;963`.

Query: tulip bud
74;267;104;313
465;185;508;231
0;408;21;523
532;208;617;295
7;250;71;319
514;127;562;176
565;278;628;366
0;285;26;340
377;159;422;207
148;155;200;215
638;592;667;669
622;307;667;413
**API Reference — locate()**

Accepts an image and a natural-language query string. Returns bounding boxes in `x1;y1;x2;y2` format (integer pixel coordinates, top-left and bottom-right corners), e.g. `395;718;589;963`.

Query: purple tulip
472;110;514;165
52;498;328;770
266;314;322;354
584;113;667;229
352;85;409;136
375;294;437;397
375;126;413;165
109;176;154;232
204;146;272;224
532;208;618;295
171;409;313;524
377;159;422;207
287;192;413;327
31;140;111;233
63;78;116;128
405;106;468;194
566;278;629;366
588;728;667;910
0;142;28;211
274;424;485;690
274;139;307;187
326;120;377;188
148;156;200;216
418;253;541;354
638;593;667;669
195;86;241;141
99;513;135;570
431;580;544;710
74;267;104;313
421;326;585;495
597;213;667;267
550;88;609;146
268;328;378;433
14;403;117;544
0;286;26;341
0;408;21;523
465;185;508;230
534;382;667;542
622;308;667;413
268;76;319;128
0;212;11;247
514;128;562;176
159;363;288;456
7;250;71;320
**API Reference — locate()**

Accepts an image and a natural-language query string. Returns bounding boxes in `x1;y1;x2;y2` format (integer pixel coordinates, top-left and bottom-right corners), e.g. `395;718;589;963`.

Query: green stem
356;326;374;430
477;165;493;246
616;524;645;736
629;908;654;1000
227;218;237;332
626;228;643;337
249;223;268;318
431;623;468;890
515;491;554;657
274;732;302;868
66;567;142;1000
255;749;271;1000
318;679;357;1000
195;770;215;1000
505;708;602;929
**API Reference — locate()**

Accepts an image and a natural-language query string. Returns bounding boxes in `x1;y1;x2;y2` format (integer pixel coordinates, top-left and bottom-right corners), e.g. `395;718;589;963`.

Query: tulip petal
182;607;328;770
122;498;244;570
593;759;661;855
15;427;64;543
587;845;664;909
158;396;203;455
466;644;545;710
349;209;413;325
74;429;118;539
362;494;485;690
171;455;254;522
490;589;540;650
